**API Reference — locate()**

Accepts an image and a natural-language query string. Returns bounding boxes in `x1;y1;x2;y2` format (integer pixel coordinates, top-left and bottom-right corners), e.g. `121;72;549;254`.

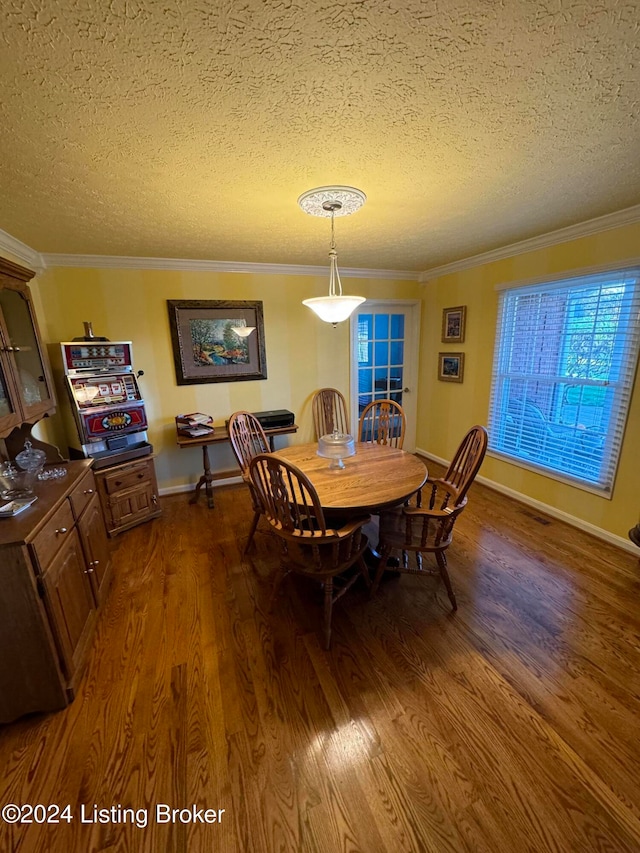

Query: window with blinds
488;268;640;494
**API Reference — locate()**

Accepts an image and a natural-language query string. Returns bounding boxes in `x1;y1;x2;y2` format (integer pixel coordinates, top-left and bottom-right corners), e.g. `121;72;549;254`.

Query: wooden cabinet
95;455;161;536
0;257;56;438
0;460;112;723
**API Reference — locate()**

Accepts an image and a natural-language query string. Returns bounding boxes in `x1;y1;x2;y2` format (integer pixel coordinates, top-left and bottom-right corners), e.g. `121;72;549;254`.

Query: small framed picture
438;352;465;383
441;305;466;343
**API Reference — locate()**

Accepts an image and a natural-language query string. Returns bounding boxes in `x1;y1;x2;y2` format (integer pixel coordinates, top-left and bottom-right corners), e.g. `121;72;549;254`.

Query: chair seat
280;529;370;578
379;504;455;553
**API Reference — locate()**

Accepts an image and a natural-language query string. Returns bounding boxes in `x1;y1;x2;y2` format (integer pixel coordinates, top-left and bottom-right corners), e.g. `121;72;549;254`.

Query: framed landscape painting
167;300;267;385
441;305;466;343
438;352;465;383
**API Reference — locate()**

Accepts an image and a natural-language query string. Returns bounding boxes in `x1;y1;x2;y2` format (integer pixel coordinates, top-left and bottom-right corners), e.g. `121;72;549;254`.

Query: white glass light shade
302;295;366;324
232;326;256;338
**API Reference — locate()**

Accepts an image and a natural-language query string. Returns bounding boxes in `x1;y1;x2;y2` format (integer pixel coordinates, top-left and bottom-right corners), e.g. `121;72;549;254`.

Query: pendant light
298;185;367;326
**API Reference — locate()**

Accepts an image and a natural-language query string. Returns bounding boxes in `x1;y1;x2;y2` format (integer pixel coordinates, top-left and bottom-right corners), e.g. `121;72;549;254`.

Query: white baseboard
159;474;243;497
415;447;639;557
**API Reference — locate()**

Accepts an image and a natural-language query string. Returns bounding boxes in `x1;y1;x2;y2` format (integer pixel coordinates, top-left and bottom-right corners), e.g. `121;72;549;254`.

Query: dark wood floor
1;473;639;852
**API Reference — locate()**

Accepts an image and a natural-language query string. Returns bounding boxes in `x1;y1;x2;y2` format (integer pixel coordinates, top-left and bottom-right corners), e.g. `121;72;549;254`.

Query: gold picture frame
441;305;466;343
438;352;464;383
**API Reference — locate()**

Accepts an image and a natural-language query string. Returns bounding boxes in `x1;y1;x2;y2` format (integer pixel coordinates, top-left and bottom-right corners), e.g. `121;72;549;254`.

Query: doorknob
403;387;410;392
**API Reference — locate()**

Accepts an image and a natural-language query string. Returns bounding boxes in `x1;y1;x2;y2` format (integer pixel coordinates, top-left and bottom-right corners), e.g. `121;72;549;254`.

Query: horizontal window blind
488;269;640;493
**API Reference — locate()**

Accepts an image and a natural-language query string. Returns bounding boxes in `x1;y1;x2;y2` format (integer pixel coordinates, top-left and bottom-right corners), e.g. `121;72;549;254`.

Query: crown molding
419;203;640;282
40;253;419;280
0;229;44;271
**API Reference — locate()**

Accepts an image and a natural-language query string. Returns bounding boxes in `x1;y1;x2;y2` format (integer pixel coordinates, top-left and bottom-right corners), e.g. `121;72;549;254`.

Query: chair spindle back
250;453;328;538
228;411;270;475
312;388;350;439
441;424;488;507
358;399;406;449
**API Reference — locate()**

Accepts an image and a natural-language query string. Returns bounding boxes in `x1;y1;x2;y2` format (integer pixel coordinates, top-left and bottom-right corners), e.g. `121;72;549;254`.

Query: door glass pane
390;367;403;402
374;341;389;365
358;368;373;413
0;289;50;406
374;314;389;338
390;314;404;339
357;315;372;366
358;341;372;366
390;341;404;365
358;314;372;338
374;368;388;391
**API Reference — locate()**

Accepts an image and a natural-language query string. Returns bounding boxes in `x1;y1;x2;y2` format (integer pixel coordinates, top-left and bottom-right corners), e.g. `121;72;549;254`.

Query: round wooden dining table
274;442;428;515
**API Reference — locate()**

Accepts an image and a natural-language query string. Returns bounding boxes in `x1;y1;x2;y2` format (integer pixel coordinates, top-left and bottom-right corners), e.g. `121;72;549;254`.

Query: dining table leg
190;445;215;508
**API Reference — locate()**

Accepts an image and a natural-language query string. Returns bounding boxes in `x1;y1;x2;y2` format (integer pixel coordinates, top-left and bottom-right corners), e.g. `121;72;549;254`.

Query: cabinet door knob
83;488;94;495
55;527;68;535
93;560;100;566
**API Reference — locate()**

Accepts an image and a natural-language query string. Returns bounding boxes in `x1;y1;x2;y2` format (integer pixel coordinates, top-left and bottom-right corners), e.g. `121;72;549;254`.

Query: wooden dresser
0;460;112;723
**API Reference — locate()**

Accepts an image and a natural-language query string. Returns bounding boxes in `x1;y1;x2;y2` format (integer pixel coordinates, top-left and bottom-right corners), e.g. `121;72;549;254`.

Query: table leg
190;445;215;508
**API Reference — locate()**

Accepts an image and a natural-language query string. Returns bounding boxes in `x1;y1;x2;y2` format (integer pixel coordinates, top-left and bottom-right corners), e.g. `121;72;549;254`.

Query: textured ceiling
1;0;639;272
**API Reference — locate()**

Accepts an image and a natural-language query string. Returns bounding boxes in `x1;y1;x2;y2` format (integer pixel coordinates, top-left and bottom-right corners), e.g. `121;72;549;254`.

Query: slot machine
60;339;153;468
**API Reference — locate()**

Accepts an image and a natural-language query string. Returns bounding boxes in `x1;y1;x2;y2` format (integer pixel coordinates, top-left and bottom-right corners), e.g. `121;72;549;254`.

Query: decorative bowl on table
317;430;356;469
0;462;37;500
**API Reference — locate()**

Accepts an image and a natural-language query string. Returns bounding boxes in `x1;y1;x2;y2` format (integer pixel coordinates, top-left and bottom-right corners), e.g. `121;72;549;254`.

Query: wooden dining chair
371;425;488;608
358;399;406;449
228;411;270;554
312;388;350;438
249;453;371;649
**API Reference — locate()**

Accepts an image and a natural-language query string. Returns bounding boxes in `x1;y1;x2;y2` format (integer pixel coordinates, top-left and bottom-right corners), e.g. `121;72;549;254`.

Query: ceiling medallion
297;185;367;218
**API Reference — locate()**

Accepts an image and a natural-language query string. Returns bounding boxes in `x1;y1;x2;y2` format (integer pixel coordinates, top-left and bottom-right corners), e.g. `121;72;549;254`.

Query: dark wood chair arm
333;515;371;538
403;505;458;519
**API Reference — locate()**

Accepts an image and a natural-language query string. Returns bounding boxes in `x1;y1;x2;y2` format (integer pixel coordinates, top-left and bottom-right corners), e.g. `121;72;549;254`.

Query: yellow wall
418;221;640;540
32;267;419;490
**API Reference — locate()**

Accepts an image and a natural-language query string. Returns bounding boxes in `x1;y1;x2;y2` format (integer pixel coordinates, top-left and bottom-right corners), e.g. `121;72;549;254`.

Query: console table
177;423;298;508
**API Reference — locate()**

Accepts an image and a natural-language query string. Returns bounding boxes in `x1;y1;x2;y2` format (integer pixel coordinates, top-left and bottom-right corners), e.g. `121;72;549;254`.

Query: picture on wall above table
167;300;267;385
438;352;465;383
441;305;466;343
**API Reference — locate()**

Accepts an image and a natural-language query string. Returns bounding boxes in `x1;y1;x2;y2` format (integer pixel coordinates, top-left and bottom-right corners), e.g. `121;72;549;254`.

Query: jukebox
60;339;153;468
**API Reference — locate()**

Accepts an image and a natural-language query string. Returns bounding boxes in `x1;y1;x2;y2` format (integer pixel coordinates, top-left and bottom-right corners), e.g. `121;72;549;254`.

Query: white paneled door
350;301;420;450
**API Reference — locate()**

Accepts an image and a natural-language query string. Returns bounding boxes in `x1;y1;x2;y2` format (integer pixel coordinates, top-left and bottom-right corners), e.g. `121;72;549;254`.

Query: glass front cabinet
0;257;56;438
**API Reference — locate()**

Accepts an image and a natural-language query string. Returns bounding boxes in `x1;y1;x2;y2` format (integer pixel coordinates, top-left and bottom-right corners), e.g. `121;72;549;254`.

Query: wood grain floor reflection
1;474;639;852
